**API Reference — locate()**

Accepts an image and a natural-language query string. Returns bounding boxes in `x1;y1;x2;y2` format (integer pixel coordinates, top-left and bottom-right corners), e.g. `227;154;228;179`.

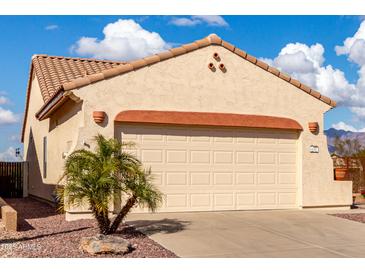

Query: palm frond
58;134;163;234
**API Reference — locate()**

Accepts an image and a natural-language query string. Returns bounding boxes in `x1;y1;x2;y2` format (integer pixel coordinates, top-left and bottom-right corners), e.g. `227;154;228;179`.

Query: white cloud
71;19;170;61
0;107;19;124
193;16;229;27
0;147;18;161
335;21;365;66
169;16;228;27
261;22;365;132
332;121;365;132
0;95;9;105
332;20;365;123
45;24;59;31
262;42;357;106
170;17;200;27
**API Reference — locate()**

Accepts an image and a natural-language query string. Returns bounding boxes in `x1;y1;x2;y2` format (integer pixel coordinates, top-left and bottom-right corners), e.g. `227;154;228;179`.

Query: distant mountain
324;128;365;154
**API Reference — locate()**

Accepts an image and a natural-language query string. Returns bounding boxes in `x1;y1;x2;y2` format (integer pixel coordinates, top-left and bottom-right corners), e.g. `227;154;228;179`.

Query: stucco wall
24;44;352;208
23;72;84;201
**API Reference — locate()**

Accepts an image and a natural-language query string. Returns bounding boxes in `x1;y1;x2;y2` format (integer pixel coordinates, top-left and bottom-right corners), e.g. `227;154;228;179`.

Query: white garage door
118;124;299;212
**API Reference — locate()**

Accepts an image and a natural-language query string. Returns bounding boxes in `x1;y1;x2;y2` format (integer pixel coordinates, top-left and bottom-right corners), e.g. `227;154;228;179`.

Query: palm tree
58;134;162;235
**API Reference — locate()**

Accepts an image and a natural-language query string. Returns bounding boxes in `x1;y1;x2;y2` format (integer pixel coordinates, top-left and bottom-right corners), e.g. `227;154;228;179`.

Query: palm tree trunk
108;195;137;234
91;206;111;235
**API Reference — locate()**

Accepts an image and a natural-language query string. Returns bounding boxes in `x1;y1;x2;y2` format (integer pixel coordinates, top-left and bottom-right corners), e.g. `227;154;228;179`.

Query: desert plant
57;134;162;235
333;136;362;157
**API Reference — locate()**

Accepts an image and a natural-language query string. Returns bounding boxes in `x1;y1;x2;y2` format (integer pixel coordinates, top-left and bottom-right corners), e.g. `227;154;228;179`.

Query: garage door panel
278;192;297;205
257;172;276;185
153;172;164;186
257;192;277;206
214;136;234;143
166;150;187;163
165;194;188;208
236;192;256;208
190;172;211;185
257;152;276;164
213;151;233;164
236;151;255;164
278;173;296;185
190;193;211;208
122;133;138;141
190;135;211;143
166;135;188;143
257;138;277;144
141;134;164;142
236;173;255;185
256;165;276;173
125;148;138;158
213;172;233;185
214;193;235;209
277;165;296;173
120;124;298;212
166;172;187;185
190;150;211;164
236;136;255;143
279;152;296;164
141;149;163;163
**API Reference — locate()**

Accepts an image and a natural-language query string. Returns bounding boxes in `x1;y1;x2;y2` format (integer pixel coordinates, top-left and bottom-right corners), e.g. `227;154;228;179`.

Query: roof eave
44;33;336;108
22;33;336;143
21;61;35;143
36;90;81;121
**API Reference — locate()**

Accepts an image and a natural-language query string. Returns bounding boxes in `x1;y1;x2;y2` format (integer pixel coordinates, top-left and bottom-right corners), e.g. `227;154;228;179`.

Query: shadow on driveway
127;218;191;236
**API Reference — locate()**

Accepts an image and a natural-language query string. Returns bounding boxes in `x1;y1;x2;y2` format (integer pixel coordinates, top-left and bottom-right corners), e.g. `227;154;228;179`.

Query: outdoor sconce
213;52;220;61
208;62;215;71
93;111;106;124
308;122;318;133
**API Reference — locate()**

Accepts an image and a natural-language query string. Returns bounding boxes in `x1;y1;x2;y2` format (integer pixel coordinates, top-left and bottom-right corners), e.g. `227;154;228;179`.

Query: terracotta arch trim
115;110;303;131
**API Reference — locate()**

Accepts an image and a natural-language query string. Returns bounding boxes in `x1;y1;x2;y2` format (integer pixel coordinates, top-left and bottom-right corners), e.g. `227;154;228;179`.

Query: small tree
333;136;362;157
57;134;162;235
333;136;365;192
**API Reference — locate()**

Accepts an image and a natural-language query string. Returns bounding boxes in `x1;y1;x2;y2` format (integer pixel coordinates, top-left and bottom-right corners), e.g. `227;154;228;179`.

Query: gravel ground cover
331;213;365;224
0;198;177;258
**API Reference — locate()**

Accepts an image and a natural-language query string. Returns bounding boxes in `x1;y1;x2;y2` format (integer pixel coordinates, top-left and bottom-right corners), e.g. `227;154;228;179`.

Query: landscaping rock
0;198;177;258
80;234;132;255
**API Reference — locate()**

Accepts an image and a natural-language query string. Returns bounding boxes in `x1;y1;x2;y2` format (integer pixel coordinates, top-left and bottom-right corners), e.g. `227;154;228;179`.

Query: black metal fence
0;162;24;198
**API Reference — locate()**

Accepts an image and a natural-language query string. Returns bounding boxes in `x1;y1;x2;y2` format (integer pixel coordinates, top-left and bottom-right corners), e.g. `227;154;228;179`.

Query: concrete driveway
127;209;365;257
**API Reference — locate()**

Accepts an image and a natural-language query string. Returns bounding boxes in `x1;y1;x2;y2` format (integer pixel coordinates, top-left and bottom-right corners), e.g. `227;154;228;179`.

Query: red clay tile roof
115;110;303;131
32;55;125;102
21;56;124;141
21;34;336;142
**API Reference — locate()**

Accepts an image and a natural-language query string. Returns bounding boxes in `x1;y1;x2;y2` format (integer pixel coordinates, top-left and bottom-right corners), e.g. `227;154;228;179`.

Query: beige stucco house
21;34;352;220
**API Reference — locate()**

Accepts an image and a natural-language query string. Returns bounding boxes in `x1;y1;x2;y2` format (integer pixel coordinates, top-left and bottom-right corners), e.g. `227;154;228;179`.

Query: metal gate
0;162;24;198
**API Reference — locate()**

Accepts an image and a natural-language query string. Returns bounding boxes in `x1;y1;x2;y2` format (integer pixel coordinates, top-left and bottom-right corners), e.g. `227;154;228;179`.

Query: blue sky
0;15;364;160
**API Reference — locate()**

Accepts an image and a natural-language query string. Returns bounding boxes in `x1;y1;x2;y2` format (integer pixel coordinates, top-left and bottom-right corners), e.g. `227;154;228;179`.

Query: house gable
21;33;336;142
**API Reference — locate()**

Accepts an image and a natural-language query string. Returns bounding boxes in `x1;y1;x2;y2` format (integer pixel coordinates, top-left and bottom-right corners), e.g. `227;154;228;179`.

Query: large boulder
80;234;132;255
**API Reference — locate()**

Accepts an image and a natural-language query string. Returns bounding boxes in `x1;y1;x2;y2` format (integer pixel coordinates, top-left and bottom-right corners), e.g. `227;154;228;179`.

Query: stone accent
80;234;132;255
0;197;17;232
